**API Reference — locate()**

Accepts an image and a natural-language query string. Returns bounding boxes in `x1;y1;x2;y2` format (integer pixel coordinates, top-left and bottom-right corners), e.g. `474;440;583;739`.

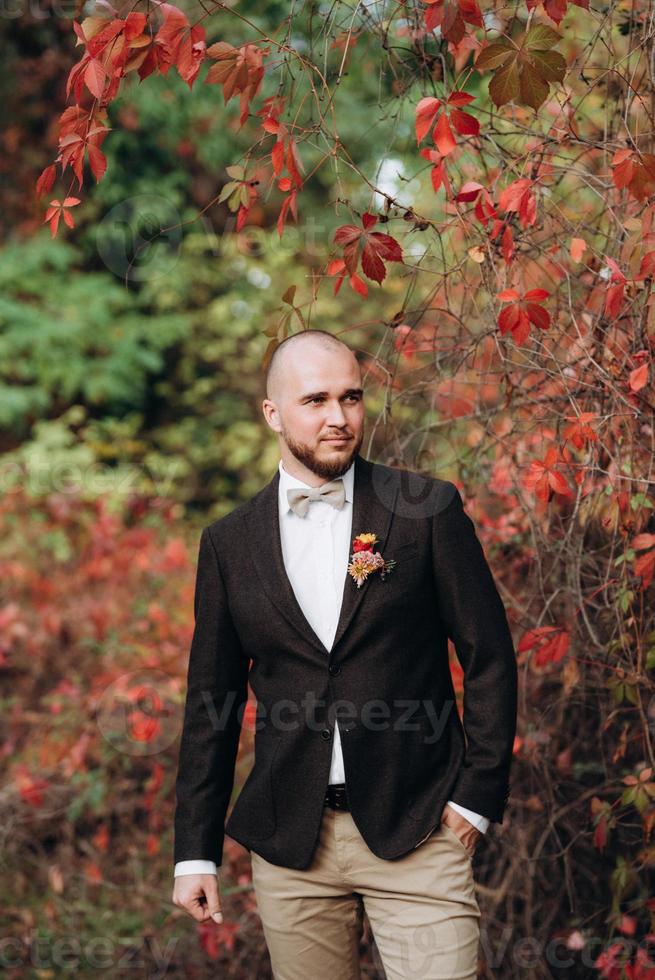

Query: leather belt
324;783;349;810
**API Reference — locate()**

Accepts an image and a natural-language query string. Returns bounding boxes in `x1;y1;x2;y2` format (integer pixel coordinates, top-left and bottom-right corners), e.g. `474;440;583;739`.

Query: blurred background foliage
1;0;426;522
0;7;431;975
4;1;654;978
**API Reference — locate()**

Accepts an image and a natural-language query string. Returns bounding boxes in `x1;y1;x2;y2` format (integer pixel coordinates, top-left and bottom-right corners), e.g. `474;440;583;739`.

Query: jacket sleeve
432;483;518;823
173;526;249;866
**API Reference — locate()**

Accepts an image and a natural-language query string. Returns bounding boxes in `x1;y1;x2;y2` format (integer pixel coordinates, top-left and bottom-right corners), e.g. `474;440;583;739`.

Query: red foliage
333;212;403;285
420;0;483;46
496;287;551;344
522;445;574;501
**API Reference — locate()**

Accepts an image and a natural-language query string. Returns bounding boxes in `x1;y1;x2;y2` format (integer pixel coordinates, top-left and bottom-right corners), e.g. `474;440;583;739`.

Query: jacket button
328;664;341;675
321;728;332;740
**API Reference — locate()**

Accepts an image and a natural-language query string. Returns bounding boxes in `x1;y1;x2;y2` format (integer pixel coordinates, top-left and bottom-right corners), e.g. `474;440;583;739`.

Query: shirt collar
278;456;355;514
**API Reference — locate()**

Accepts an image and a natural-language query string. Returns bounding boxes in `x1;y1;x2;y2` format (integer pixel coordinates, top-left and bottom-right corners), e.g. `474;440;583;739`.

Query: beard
280;424;363;481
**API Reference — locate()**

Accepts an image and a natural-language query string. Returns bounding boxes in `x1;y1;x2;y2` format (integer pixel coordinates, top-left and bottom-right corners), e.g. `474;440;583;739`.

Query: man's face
266;346;365;481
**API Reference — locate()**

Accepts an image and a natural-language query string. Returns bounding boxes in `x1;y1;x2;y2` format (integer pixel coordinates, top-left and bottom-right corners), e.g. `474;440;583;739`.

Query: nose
325;401;348;427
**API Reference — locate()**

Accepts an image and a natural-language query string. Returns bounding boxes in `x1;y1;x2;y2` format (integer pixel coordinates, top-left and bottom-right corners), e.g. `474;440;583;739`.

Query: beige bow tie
286;479;346;518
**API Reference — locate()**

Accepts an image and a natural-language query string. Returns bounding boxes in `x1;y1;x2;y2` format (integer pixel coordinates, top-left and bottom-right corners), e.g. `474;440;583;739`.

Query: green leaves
218;165;253;212
476;25;567;111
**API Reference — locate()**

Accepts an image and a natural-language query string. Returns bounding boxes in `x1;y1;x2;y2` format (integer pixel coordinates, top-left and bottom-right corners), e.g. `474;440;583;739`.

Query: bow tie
286;478;346;518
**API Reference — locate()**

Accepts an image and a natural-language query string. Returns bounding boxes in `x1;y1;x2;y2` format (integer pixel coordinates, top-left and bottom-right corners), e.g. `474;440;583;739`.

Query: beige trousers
250;805;481;980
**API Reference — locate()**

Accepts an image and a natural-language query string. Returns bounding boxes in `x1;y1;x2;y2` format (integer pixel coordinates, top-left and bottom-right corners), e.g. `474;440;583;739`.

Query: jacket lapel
242;452;399;659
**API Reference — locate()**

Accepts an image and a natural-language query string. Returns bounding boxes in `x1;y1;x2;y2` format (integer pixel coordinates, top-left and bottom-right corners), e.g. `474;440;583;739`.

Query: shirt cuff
174;860;218;877
446;800;490;834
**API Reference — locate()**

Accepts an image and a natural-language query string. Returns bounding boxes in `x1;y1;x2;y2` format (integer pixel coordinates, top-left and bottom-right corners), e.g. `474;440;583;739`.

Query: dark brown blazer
173;453;518;870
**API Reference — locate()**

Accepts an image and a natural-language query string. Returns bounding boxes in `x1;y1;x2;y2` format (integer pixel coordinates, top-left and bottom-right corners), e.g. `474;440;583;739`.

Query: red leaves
327;259;369;298
631;533;655;590
629;363;649;393
595;941;655;980
198;918;239;958
497;287;550;344
455;182;498;226
419;148;452;196
499;177;538;229
332;212;403;286
35;164;57;200
612;149;655;203
570;237;587;263
155;3;206;87
264;113;305;191
276;181;299;239
433;113;457;156
38;3;216;230
518;626;570;668
562;412;598;450
258;110;305;236
501;226;515;263
416;99;444;147
84;59;108;100
44;198;81;237
523;445;574;501
591;798;609;852
15;766;50;808
603;256;626;320
205;41;267;124
420;0;483;46
415;92;479;155
526;0;589;26
59;121;109;188
636;250;655;281
68;12;155;103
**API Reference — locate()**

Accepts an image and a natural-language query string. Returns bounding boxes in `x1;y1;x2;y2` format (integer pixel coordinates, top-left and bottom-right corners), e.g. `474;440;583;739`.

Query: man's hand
172;873;223;924
441;803;482;855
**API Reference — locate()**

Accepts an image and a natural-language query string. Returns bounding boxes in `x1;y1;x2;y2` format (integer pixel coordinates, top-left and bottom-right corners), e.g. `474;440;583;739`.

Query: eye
308;394;360;404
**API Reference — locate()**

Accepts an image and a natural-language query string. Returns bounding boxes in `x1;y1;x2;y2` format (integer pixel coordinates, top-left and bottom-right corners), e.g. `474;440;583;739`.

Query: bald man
172;329;517;980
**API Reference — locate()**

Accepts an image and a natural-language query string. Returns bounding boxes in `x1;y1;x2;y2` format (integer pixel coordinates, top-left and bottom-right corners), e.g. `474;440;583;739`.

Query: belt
324;783;349;810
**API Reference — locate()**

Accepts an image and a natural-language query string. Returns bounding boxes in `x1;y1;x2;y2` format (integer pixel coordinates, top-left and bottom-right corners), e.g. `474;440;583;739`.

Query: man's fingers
187;890;210;922
203;875;223;924
173;874;223;923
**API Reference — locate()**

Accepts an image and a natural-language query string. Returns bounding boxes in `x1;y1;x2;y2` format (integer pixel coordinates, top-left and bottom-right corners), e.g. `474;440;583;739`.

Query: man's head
262;330;365;483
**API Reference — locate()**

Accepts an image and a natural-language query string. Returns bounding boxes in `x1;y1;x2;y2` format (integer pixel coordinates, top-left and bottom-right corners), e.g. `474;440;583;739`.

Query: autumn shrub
5;0;655;975
0;485;291;976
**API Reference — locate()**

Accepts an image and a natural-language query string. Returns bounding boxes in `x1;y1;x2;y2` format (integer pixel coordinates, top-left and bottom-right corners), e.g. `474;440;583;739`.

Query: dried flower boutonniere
347;532;397;588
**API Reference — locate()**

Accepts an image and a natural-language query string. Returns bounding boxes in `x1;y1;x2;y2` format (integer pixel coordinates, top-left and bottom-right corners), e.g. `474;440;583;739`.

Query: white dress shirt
174;457;488;877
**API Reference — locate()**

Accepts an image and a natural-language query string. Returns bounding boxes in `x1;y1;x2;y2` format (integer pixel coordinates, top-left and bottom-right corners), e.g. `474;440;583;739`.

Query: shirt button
321;728;332;740
328;664;341;675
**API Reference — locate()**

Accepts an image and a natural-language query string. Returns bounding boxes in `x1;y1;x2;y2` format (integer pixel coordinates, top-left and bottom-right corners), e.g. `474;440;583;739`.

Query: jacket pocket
406;712;454;820
225;733;281;840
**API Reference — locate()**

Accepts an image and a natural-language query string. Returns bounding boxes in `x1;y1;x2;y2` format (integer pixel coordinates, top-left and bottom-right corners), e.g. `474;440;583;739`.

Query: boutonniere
347;532;397;588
